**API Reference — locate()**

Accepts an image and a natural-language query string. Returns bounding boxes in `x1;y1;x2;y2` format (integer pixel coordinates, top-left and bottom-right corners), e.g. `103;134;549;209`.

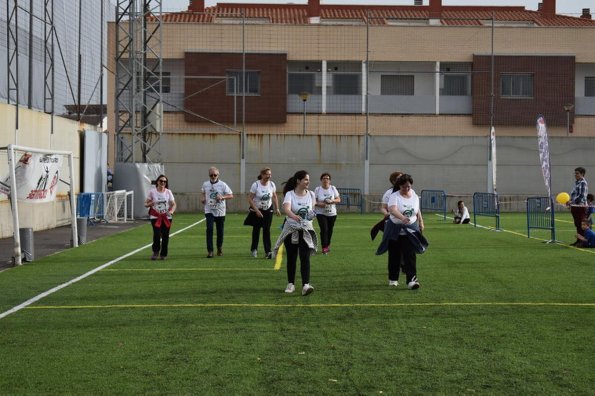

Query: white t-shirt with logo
314;185;340;216
147;188;175;219
250;180;276;210
201;180;232;217
388;190;419;225
283;190;315;226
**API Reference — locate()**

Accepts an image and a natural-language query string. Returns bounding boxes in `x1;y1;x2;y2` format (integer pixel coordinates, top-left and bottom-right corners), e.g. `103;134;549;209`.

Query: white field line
0;219;205;321
441;214;595;254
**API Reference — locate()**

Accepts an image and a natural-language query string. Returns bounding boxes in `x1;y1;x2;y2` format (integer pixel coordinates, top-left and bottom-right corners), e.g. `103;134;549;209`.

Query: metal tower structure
115;0;163;164
6;0;19;129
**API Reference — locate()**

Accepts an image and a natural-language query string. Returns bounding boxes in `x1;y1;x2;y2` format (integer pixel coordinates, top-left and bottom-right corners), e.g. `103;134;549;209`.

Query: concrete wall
157;131;594;214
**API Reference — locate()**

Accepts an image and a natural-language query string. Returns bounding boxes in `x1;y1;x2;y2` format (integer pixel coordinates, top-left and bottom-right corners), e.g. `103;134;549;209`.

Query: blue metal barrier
77;193;105;221
473;192;500;230
337;188;363;214
420;190;447;220
527;196;555;242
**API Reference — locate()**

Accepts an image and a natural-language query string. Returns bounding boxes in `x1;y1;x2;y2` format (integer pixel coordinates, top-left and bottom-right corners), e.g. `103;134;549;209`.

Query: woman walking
314;172;341;254
273;170;318;296
376;174;427;289
145;174;176;260
247;167;281;258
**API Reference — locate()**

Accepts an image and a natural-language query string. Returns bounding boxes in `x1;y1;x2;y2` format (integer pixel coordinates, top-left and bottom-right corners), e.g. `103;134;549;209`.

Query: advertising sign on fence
0;152;62;203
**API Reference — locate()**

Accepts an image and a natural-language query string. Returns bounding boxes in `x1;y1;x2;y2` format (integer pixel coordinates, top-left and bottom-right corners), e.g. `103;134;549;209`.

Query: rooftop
158;1;595;27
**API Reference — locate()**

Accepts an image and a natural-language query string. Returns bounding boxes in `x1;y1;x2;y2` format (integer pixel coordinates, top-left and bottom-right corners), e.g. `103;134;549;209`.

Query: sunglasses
158;179;167;183
210;174;218;177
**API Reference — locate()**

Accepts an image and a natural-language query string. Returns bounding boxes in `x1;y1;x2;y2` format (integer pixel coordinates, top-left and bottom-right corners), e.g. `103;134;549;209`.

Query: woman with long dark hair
273;170;318;296
376;174;427;289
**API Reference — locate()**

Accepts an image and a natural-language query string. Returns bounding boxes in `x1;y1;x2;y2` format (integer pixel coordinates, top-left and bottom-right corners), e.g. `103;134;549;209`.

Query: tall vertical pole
488;15;496;194
364;11;370;196
240;12;246;193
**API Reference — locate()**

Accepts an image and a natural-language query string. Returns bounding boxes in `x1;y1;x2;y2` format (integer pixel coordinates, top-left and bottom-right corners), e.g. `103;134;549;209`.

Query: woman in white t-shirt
314;172;341;254
370;171;403;241
144;174;176;260
247;167;281;259
453;200;470;224
273;170;318;296
376;174;428;290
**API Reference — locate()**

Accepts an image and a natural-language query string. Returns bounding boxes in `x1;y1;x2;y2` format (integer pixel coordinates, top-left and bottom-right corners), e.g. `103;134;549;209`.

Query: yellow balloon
556;192;570;205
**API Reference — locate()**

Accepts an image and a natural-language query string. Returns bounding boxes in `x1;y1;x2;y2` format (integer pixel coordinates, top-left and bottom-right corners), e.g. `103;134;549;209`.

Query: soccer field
0;212;593;394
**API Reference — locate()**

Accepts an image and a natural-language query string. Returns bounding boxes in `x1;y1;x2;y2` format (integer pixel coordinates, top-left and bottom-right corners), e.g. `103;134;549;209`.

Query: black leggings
387;236;417;283
151;219;171;257
251;209;274;253
284;230;314;285
316;214;337;249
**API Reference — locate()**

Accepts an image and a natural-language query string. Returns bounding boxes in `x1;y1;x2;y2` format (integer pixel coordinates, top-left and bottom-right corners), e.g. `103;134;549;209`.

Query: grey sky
163;1;593;17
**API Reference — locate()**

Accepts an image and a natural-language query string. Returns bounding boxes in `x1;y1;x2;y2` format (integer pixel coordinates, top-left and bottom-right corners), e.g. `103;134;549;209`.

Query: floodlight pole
299;92;309;135
563;103;574;136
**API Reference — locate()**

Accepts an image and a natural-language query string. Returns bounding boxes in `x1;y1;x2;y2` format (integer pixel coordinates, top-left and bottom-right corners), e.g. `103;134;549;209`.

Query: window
585;77;595;97
381;75;414;95
288;73;315;95
226;71;260;95
136;72;171;93
500;74;533;98
441;75;469;96
332;74;360;95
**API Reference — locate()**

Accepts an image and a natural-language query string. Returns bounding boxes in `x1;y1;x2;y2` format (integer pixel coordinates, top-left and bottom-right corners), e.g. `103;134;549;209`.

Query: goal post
1;144;78;265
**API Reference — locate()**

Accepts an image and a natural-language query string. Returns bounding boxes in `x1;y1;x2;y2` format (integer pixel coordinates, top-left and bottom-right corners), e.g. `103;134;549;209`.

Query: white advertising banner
0;152;62;202
536;115;552;198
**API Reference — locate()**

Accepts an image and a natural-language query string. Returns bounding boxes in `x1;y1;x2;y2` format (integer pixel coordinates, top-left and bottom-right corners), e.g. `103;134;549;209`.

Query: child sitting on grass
576;220;595;248
453;200;470;224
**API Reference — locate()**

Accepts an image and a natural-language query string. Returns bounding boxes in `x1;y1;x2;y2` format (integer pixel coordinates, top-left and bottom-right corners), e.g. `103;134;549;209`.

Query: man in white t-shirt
201;167;233;258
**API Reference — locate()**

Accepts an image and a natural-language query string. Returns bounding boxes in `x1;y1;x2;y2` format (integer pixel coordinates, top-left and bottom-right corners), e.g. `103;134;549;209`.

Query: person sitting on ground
453;200;470;224
576;219;595;248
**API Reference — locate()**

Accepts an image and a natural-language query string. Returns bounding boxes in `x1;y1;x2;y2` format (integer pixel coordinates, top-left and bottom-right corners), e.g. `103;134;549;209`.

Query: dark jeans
205;213;225;252
387;236;417;283
571;205;589;236
251;208;273;253
284;230;314;285
316;214;337;249
151;219;171;257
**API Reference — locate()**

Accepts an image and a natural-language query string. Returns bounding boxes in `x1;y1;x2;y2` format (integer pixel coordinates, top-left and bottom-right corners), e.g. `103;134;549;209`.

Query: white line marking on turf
438;214;595;254
0;219;205;321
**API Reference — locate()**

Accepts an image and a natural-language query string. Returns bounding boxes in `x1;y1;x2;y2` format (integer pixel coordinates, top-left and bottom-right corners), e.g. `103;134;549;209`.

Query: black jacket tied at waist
375;219;428;255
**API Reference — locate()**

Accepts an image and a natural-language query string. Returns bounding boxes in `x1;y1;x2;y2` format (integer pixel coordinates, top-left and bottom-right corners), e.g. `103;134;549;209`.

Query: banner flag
0;152;62;203
536;115;552;198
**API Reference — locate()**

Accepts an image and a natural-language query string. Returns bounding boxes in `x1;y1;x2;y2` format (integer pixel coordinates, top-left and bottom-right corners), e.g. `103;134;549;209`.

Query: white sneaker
388;280;399;287
302;283;314;296
285;283;295;293
407;276;420;290
251;249;258;258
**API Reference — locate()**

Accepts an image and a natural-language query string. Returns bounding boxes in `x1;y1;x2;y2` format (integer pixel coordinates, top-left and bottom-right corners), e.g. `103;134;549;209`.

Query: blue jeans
205;213;225;252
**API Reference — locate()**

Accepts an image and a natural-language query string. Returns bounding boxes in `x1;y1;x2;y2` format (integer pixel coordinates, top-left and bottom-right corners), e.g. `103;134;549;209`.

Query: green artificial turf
0;212;593;394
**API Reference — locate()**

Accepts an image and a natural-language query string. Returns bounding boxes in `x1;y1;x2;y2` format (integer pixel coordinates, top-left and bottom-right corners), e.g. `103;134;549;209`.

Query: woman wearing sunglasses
145;174;176;260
